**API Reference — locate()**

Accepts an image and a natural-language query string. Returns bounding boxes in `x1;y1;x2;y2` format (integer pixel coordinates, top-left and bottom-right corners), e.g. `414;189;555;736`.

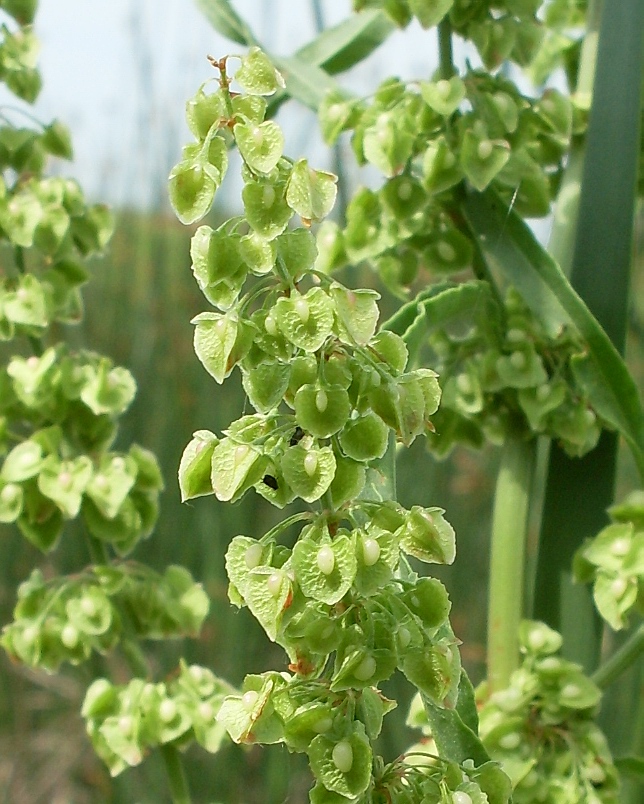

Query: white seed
160;698;177;723
315;388;328;412
397;180;413;201
354;655;377;681
586;763;606;784
262;185;275;207
141;683;156;703
266;572;284;597
264;314;277;336
294;298;310;324
477;139;493;160
436;240;456;262
27;356;39;369
611;577;627;597
332;740;353;773
1;484;19;502
536;383;550;401
362;537;381;566
506;327;525;343
583;409;596;427
528;629;546;651
242;690;259;711
244;543;264;569
313;715;333;733
189;665;204;682
198;702;214;721
498;732;521;750
538;657;560;671
452;793;473;804
509;351;526;370
494;92;511;113
22;625;38;645
398;627;411;649
320;625;335;640
94;474;108;489
119;715;133;735
303;451;318;477
541;98;556;114
61;624;78;649
251;126;264;146
111;457;126;471
235;444;249;462
436;79;451;98
611;537;630;556
561;683;580;699
316;545;335;575
80;597;96;617
522;770;539;787
328;103;343;120
215;317;227;332
456;374;472;394
17;287;29;302
58;471;72;489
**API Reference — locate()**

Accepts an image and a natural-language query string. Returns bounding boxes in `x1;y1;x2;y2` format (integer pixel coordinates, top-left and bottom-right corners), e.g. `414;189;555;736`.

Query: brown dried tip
207;55;227;72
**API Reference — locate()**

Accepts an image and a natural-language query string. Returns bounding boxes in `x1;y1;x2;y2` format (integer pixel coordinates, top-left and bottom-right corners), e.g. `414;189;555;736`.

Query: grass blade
194;0;258;46
461;189;644;482
296;9;394;74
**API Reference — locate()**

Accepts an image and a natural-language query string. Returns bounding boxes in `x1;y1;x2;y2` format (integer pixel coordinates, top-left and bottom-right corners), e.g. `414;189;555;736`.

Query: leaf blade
461;189;644;481
295;9;394;75
195;0;258;46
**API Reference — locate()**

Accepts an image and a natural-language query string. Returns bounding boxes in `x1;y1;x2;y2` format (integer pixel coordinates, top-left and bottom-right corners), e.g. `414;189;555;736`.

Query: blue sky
27;1;437;209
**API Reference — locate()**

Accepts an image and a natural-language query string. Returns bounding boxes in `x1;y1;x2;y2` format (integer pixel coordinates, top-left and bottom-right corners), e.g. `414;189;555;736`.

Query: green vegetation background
1;207;642;803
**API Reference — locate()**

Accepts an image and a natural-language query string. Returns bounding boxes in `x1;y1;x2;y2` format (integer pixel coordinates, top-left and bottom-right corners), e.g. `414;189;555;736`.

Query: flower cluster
574;491;644;630
169;50;510;802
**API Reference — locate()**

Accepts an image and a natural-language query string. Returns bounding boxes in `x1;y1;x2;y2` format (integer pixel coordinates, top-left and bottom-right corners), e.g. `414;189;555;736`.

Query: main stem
487;436;536;693
592;624;644;690
437;19;455;79
160;744;192;804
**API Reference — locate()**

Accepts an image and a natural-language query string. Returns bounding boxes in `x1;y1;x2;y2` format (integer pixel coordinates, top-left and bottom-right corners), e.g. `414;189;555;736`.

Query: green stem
487;436;536;693
437;19;455;79
160;743;192;804
547;0;601;273
592;624;644;690
120;637;150;679
83;528;110;565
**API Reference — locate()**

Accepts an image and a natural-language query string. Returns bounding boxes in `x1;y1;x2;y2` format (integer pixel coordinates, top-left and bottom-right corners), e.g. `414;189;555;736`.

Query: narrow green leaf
382;279;501;364
421;691;491;766
615;756;644;779
271;54;342;112
461;189;644;481
295;10;394;75
194;0;258;46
